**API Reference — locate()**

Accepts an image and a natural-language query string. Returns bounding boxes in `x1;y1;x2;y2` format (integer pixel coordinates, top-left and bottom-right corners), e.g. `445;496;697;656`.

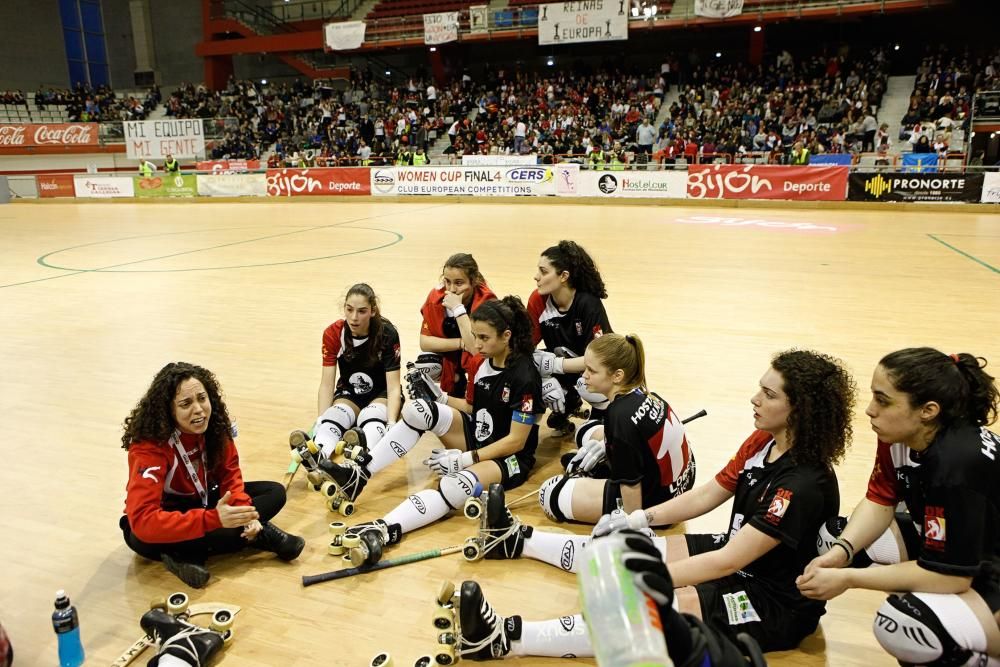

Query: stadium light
715;52;722;58
547;57;554;66
385;70;391;75
261;79;267;85
894;44;900;51
430;47;437;52
753;25;762;32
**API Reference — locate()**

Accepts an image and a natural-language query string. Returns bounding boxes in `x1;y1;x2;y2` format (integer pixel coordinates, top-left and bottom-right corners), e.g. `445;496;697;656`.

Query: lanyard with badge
170;430;209;508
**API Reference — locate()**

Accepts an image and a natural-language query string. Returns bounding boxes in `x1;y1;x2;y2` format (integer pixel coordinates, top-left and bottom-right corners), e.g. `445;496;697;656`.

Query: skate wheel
462;537;482;562
333;440;347;457
342;534;361;549
434;643;455;665
306;441;321;456
348;546;368;568
413;657;432;667
328;543;345;556
436;580;455;606
289;430;308;449
220;628;234;644
210;609;234;632
320;481;338;498
432;608;454;631
291;449;304;464
463;497;483;520
149;597;167;611
338;501;355;517
329;521;347;536
346;445;364;461
166;592;189;615
369;652;392;667
306;470;322;486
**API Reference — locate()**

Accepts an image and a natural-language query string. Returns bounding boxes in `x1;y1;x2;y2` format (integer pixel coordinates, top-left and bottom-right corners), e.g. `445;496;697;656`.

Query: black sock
661;606;694;665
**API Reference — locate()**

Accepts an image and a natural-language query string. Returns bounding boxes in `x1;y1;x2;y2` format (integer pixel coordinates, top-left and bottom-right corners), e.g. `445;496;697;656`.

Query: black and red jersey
322;319;401;402
468;353;543;463
604;388;693;506
526;289;611;357
420;283;496;392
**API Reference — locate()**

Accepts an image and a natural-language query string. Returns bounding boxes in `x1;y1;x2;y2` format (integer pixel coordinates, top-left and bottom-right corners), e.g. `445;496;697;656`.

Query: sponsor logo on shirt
592;325;604;338
521;394;533;413
501;385;510;402
765;488;793;525
924;505;946;550
393;343;401;360
574;320;583;336
140;466;161;483
349;372;374;394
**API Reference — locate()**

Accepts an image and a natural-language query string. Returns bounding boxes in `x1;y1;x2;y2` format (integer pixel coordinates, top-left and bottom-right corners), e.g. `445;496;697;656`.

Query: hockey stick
507;408;709;510
302;544;463;587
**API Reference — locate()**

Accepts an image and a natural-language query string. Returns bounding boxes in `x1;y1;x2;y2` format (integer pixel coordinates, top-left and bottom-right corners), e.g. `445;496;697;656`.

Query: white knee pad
874;593;986;666
539;474;577;522
414;353;443;382
438;470;483;510
314;403;357;455
816;516;848;557
358;402;388;428
574;419;603;448
401;399;453;436
575;377;610;411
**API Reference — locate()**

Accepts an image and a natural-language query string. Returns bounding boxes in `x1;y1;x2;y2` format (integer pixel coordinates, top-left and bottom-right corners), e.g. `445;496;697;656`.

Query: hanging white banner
693;0;744;18
469;5;489;33
538;1;628;46
324;20;366;51
424;12;459;45
124;120;205;159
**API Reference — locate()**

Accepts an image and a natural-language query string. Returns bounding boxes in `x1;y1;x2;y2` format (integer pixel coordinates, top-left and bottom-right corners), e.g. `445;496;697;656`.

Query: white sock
314;403;355;457
511;616;593;658
523;531;590;573
367;422;423;475
157;655;189;667
383;489;450;534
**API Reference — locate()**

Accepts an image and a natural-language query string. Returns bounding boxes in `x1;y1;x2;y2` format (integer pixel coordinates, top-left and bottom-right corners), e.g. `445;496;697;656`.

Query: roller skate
431;580;516;664
327;519;402;568
289;429;370;515
461;483;530;561
161;552;210;589
368;654;435;667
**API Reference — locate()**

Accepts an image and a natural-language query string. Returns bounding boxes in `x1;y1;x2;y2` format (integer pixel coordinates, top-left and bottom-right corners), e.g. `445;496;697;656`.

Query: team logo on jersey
393;343;400;360
592;325;604;338
924;505;946;550
140;466;161;483
349;372;374;395
474;409;494;442
574;320;583;336
521;394;534;413
501;386;510;402
765;488;793;525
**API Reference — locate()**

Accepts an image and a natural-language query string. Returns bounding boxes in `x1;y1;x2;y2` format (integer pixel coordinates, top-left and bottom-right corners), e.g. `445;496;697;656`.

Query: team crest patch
592;325;604;338
575;320;583;336
521;394;533;412
393;343;400;359
722;591;761;625
924;505;946;550
501;385;510;402
765;488;793;525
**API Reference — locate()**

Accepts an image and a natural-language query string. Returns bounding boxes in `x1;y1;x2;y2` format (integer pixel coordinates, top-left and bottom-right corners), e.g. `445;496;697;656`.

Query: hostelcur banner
424;11;459;45
687;164;848;201
538;1;628;46
124;120;205;160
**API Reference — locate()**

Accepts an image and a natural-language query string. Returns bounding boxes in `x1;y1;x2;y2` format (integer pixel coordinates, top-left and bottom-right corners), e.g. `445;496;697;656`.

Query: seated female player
121;362;304;588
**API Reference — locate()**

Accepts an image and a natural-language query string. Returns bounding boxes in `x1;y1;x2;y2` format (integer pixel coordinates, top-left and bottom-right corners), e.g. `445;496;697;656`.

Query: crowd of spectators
0;90;26;105
656;46;889;165
31;83;158;122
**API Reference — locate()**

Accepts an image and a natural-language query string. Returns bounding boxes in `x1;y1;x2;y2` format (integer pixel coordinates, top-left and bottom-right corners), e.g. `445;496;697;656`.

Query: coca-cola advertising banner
36;174;76;197
266;168;370;196
196;160;261;173
687;164;848;201
0;123;99;148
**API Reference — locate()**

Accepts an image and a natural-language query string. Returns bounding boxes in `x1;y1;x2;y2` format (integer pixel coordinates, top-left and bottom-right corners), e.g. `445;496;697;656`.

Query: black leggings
120;481;287;564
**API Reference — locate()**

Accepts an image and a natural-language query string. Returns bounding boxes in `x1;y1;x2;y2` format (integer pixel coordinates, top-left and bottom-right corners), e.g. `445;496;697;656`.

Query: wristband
832;538;855;564
471;449;480;464
452;304;467;318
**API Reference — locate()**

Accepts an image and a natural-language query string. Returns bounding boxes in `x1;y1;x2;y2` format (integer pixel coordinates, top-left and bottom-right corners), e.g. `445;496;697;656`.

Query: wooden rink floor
1;198;999;666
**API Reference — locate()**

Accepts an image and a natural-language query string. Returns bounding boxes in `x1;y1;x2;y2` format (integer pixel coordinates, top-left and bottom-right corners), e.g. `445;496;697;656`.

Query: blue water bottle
52;590;84;666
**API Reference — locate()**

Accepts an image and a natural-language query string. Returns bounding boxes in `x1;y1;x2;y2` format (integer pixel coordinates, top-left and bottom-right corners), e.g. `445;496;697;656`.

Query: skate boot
328;519;402;567
146;619;225;667
462;483;531;561
316;451;371;515
161;553;210;589
253;522;305;561
546;411;576;438
431;580;516;665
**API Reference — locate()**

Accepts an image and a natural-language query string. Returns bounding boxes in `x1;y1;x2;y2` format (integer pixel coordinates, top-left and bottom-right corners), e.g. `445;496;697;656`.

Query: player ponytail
122;362;233;469
471;296;534;359
344;283;392;366
771;350;855;467
541;240;608;299
442;253;488;290
880;348;999;428
588;333;647;393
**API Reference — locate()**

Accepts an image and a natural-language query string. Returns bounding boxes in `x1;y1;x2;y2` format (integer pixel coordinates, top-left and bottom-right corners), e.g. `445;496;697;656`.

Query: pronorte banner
124;119;205;159
197;173;268;197
694;0;744;18
579;170;687;198
461;155;538;166
36;174;76;198
538;1;628;46
0;123;99;148
687;164;848;201
266;168;371;196
196;159;261;173
134;174;198;198
324;20;366;51
469;5;489;33
848;172;985;203
73;176;135;198
982;172;1000;204
424;11;459;45
371;164;580;196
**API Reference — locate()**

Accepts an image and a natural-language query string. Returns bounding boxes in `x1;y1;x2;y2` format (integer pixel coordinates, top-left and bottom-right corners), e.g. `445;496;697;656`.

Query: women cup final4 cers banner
538;1;628;45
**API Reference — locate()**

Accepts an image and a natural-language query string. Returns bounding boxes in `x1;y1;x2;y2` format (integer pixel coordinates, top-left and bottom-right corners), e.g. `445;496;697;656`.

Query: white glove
407;363;448;404
533;350;564;377
423;448;475;476
591;508;650;538
567;437;606;474
541;377;566;414
576;376;610;411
